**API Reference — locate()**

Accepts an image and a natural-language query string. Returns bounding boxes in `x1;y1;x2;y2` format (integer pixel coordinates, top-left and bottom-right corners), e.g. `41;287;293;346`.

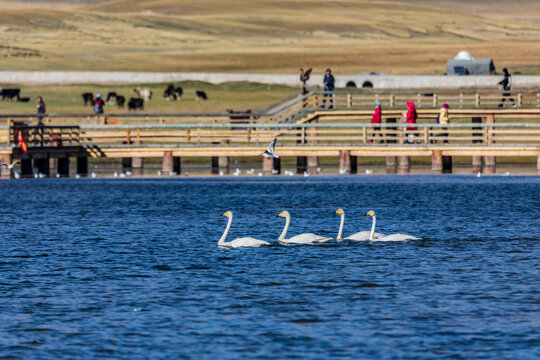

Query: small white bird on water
233;168;241;176
262;138;280;158
246;169;255;175
476;172;481;178
91;172;98;178
365;169;374;175
0;161;20;169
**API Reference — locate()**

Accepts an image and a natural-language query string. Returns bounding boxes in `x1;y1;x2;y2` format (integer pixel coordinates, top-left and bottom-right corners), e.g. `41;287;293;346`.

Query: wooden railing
72;123;540;147
1;89;538;127
8;125;80;147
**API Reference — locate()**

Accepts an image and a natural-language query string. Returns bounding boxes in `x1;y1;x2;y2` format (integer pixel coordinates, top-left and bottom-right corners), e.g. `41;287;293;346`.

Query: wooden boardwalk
1;93;540;177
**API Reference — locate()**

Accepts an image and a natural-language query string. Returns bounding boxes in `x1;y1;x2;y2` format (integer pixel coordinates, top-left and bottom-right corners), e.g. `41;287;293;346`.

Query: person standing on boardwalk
321;68;335;109
36;96;46;125
370;101;383;143
405;101;417;143
498;68;516;108
438;103;449;143
93;93;105;114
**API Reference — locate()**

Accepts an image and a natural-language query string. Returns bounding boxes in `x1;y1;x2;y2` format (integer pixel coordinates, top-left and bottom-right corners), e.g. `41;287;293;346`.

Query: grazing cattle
128;97;144;111
133;87;152;101
1;88;21;101
116;95;126;107
17;97;30;103
195;90;208;101
163;84;183;101
82;92;93;106
106;92;118;105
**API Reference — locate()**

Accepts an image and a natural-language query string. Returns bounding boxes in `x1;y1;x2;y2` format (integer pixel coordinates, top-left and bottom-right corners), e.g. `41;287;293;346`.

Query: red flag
18;132;28;154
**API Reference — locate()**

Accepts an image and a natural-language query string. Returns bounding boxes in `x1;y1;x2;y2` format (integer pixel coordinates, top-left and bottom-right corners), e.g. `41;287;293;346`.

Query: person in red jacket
405;101;417;143
370;101;382;143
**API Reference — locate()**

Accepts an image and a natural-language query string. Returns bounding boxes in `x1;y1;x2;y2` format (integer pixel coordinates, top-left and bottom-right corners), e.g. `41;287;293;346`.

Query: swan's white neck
368;215;376;240
219;215;232;246
279;214;290;241
336;213;344;241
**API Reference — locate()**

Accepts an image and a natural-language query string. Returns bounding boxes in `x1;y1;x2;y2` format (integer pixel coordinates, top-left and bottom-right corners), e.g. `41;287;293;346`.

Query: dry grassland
0;0;539;75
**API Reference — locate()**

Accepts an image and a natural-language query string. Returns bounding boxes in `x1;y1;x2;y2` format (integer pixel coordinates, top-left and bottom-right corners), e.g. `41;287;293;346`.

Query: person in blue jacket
321;68;335;109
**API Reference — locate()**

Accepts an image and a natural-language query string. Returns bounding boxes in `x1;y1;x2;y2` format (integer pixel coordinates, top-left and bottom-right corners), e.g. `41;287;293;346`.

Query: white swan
277;211;332;244
218;211;271;248
335;209;385;241
365;210;421;241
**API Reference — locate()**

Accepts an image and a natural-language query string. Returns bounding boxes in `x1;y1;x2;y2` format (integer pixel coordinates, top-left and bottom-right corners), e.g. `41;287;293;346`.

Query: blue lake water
0;176;539;359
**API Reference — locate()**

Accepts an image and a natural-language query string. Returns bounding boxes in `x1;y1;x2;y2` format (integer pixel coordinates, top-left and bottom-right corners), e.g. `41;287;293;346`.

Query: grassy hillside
0;0;539;74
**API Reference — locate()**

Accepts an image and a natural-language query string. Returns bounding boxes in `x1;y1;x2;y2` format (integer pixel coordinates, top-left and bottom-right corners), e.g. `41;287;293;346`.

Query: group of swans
218;209;420;248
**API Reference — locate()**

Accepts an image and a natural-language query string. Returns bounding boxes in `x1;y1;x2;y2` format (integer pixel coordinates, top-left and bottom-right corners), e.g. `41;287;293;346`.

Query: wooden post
307;119;318;174
537;149;540;175
218;140;229;175
21;158;33;177
431;150;442;174
49;157;57;178
0;154;11;177
163;151;174;173
398;156;410;174
475;93;480;107
36;157;50;176
433;93;438;107
484;114;496;174
77;156;88;177
262;156;273;173
132;140;143;175
472;117;483;173
386;156;397;174
172;157;181;175
339;150;351;174
350;156;358;174
442;155;452;173
297;156;307;174
58;157;70;177
386;117;397;174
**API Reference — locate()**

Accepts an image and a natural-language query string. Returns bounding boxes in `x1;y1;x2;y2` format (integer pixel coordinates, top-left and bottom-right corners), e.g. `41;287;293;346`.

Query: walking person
321;68;335;109
438;103;449;143
498;68;516;108
370;101;383;143
93;93;105;115
404;101;417;143
36;96;46;125
35;96;46;146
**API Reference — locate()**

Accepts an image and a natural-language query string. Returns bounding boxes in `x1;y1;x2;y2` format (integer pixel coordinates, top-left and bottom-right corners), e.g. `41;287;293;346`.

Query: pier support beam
307;156;318;174
339;150;351;174
35;157;50;176
431;150;442;174
49;157;57;178
122;158;132;173
472;156;483;174
0;154;11;177
386;156;397;174
21;158;33;177
350;156;358;174
538;151;540;175
297;156;307;174
307;119;318;174
398;156;410;175
58;157;70;177
484;114;496;174
263;157;280;174
132;141;143;176
77;157;88;177
163;151;180;175
472;117;483;174
442;156;453;174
